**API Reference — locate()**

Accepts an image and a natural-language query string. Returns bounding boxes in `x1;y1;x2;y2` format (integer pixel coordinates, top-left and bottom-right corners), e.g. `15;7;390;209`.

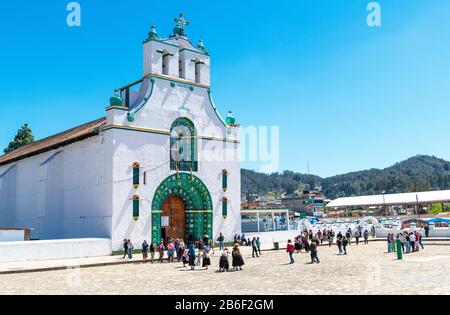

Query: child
202;245;211;270
182;249;189;269
287;240;295;264
219;247;230;272
167;241;175;263
188;244;196;270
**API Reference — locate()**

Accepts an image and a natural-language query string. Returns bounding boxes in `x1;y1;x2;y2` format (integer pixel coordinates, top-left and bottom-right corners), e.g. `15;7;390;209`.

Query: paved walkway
0;238;447;275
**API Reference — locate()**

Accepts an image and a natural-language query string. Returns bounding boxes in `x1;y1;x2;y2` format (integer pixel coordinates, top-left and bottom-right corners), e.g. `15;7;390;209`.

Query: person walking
310;240;320;263
127;240;134;259
424;225;430;238
418;232;424;250
188;244;196;270
142;240;149;263
287;240;295;264
336;233;343;254
363;230;369;245
149;242;156;263
177;239;185;262
232;245;245;271
409;232;416;253
354;230;360;245
295;237;302;253
346;230;352;245
251;237;259;258
217;233;225;250
329;230;335;247
342;236;349;255
219;247;230;272
405;233;411;253
167;240;175;263
256;237;262;256
202;245;211;270
182;248;189;269
157;240;165;263
122;239;128;259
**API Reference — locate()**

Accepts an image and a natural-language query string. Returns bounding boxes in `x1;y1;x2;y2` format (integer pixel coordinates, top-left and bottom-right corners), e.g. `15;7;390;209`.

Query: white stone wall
0;238;112;263
0;135;113;241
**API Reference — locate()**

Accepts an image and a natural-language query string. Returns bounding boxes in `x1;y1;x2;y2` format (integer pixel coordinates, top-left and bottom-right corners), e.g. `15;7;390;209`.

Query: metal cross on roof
174;12;189;35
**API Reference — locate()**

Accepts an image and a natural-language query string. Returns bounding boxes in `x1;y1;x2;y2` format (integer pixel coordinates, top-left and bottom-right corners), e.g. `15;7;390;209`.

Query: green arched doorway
151;173;213;244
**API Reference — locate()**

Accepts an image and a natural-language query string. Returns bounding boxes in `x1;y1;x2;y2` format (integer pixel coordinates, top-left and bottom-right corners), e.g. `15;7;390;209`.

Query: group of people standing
286;227;372;264
387;231;424;254
122;233;248;272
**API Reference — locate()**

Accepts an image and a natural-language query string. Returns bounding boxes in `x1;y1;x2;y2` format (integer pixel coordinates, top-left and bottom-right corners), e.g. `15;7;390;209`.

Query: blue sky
1;0;449;177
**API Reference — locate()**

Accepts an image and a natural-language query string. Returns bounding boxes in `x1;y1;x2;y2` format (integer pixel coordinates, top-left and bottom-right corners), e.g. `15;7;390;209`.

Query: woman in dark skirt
294;237;302;253
188;244;196;270
219;248;230;272
232;245;245;271
202;245;211;270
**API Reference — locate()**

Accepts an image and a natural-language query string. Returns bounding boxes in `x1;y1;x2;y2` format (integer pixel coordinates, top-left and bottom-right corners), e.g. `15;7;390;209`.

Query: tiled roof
0;117;107;166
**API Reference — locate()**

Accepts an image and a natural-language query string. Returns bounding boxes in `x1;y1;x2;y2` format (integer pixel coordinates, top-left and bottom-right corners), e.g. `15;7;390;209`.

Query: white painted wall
0;238;112;263
0;136;113;241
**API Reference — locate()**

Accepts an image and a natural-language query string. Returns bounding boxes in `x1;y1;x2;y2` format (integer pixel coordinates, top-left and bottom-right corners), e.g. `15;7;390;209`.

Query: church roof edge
0;117;107;166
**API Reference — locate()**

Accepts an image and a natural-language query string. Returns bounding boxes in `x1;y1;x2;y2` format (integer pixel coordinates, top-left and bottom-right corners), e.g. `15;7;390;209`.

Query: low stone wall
0;238;112;263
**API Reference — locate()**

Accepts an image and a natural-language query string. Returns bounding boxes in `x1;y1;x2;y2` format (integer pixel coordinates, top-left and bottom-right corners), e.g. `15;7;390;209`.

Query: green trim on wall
105;105;128;111
179;47;209;56
207;89;228;128
127;78;156;122
143;38;179;48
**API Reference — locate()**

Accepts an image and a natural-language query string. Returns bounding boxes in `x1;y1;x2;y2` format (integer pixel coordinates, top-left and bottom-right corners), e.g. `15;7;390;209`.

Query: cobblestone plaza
1;241;449;295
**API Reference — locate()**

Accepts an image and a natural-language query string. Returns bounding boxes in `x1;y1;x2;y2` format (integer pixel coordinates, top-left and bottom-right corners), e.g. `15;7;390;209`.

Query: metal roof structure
326;190;450;208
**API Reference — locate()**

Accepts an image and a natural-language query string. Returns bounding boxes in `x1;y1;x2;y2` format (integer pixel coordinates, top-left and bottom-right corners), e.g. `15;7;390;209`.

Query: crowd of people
121;225;423;270
286;227;373;264
121;234;247;272
386;231;424;254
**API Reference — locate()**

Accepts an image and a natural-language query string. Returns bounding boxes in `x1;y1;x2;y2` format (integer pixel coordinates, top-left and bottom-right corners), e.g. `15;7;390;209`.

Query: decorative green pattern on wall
151;173;213;244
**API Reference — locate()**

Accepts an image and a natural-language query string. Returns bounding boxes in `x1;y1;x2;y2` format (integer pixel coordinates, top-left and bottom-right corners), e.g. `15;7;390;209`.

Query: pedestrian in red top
287;240;295;264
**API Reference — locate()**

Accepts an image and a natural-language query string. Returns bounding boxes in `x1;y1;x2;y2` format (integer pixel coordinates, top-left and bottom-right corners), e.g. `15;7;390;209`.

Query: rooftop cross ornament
174;12;190;36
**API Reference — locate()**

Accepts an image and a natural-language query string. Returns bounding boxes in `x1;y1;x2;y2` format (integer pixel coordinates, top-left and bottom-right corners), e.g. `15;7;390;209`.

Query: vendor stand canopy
326;190;450;208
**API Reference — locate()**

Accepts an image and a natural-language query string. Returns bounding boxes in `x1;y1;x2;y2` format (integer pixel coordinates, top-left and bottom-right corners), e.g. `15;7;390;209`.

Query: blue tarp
424;218;450;224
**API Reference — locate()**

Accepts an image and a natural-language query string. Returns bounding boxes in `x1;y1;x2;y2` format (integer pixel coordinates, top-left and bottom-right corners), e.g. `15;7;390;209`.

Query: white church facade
0;14;241;250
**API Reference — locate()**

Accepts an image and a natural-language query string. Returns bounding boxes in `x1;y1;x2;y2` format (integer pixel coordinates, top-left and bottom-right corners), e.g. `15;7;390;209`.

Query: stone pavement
0;237;447;275
1;241;450;295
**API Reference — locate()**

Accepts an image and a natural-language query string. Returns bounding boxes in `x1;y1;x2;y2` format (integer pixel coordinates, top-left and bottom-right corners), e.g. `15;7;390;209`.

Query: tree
4;124;35;154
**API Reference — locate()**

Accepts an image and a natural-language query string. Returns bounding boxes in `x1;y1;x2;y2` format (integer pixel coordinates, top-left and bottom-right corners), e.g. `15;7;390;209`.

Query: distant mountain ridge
241;155;450;199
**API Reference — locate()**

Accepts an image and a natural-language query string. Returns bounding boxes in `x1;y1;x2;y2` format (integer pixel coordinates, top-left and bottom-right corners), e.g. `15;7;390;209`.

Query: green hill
241;155;450;199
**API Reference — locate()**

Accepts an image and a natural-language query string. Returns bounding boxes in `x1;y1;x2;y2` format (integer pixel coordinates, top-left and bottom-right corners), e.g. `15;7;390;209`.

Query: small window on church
143;171;147;185
132;195;140;221
132;163;140;188
170;118;198;172
162;51;169;75
222;170;228;192
222;197;228;219
179;59;185;79
195;61;201;83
